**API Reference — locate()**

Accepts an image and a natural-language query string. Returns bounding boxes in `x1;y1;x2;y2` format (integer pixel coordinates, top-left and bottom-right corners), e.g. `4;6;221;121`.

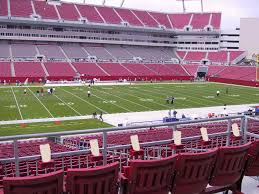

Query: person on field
23;89;27;94
165;96;170;104
87;90;91;97
216;90;220;97
226;88;229;94
171;96;175;104
93;112;97;119
40;88;44;96
99;111;103;122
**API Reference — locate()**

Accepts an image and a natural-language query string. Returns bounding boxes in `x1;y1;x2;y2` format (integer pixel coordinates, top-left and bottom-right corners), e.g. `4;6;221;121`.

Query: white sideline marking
53;94;82;116
175;97;186;100
203;96;215;99
11;87;23;120
228;94;240;97
27;87;54;118
102;100;117;104
60;88;108;114
94;88;153;111
139;98;154;102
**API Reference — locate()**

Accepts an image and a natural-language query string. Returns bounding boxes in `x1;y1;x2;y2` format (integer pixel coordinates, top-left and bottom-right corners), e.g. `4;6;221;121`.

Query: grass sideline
0;119;111;136
1;82;259;136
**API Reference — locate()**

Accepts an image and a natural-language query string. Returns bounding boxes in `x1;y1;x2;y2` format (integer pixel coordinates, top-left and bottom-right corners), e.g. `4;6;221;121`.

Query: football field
0;82;259;136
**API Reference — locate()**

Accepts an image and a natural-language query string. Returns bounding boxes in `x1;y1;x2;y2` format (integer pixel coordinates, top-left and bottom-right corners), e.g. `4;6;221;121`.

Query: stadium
0;0;259;193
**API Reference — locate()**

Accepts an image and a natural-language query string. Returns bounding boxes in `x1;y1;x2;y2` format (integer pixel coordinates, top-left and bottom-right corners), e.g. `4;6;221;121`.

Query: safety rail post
102;131;108;165
243;116;248;143
13;140;20;177
226;118;232;146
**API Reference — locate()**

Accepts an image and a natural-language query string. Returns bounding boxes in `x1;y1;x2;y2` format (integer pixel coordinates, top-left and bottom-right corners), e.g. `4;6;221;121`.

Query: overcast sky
63;0;259;29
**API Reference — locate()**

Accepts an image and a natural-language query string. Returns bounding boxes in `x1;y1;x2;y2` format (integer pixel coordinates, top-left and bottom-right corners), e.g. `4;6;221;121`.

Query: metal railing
0;115;257;177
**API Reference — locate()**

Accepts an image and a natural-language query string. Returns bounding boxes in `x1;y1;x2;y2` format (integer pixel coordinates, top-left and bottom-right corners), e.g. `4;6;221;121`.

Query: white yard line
60;88;109;114
134;87;198;107
10;87;23;120
114;87;172;109
27;87;54;118
91;93;131;112
93;87;154;111
53;94;82;116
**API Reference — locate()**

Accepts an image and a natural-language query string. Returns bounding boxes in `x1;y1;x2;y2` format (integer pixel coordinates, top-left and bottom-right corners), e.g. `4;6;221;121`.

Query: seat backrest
3;170;63;194
209;142;251;186
124;155;177;194
66;162;119;194
245;140;259;176
172;149;218;194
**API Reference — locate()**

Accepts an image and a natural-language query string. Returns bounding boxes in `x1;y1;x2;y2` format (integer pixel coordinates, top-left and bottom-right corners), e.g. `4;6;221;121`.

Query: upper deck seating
131;10;158;28
66;162;119;194
96;7;122;24
211;13;221;29
0;0;8;16
56;3;79;21
168;14;192;29
10;0;32;18
3;170;63;194
149;12;171;29
114;8;143;26
190;13;210;29
33;0;59;20
76;4;104;23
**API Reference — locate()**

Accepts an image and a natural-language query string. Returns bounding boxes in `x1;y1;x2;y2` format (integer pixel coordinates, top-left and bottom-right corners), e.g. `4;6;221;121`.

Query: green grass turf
0;119;111;136
0;82;259;136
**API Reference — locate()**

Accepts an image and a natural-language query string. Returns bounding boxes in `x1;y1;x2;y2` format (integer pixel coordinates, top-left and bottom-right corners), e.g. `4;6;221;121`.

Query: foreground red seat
66;162;119;194
245;139;259;176
204;142;251;194
120;155;177;194
172;149;218;194
3;170;63;194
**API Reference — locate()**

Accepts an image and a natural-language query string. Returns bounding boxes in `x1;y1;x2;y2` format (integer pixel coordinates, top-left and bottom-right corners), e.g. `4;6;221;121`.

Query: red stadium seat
172;149;218;194
120;155;177;194
205;143;251;193
3;170;63;194
66;162;119;194
245;140;259;176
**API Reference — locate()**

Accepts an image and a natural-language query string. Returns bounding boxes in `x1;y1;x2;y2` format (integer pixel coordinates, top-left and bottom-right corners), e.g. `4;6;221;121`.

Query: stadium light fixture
120;0;126;7
176;0;204;13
